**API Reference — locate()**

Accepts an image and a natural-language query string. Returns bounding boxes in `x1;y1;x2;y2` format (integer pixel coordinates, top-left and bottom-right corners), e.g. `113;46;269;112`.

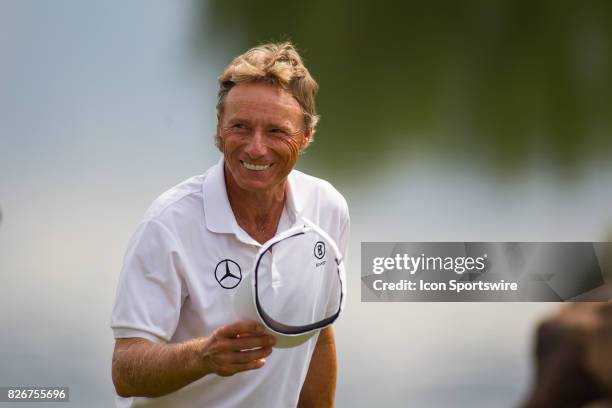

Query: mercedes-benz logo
215;259;242;289
314;241;326;259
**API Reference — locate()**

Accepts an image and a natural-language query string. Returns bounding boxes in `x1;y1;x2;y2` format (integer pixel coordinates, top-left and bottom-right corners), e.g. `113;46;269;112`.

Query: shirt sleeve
111;218;186;343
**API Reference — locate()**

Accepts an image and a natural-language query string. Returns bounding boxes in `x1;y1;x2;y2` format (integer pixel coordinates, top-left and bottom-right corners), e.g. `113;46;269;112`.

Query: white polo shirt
111;157;350;408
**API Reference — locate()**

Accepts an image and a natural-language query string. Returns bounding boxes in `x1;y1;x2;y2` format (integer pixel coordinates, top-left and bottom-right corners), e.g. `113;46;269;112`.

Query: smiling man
110;42;350;407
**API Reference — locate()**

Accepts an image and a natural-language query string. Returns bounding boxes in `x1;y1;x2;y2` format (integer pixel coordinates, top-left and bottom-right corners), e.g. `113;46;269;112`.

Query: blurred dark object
198;1;612;178
522;303;612;408
586;304;612;398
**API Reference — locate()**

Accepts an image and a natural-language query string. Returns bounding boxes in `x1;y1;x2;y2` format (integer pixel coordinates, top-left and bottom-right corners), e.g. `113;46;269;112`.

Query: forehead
222;82;303;124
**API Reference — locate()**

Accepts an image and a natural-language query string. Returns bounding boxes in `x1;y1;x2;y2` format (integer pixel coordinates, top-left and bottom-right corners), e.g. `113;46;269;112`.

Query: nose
244;128;267;158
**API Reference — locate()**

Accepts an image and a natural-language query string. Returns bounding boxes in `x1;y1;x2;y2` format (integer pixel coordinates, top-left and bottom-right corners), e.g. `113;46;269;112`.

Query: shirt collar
202;157;303;240
285;170;303;221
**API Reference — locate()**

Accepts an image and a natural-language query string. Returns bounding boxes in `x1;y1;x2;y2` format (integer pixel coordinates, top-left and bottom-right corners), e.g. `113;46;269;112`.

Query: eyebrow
225;117;249;124
226;117;297;131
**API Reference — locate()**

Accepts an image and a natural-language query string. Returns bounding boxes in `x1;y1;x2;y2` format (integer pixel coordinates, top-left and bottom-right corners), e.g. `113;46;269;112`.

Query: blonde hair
216;42;319;150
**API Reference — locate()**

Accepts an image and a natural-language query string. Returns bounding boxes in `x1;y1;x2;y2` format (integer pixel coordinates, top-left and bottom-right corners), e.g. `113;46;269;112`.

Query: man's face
217;82;311;193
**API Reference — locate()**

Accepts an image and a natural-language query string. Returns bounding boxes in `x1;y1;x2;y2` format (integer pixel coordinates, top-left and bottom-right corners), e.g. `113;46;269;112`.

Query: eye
225;123;250;134
269;128;288;136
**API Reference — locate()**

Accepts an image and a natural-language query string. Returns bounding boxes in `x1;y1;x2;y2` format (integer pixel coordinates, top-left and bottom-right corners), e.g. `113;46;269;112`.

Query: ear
300;128;313;150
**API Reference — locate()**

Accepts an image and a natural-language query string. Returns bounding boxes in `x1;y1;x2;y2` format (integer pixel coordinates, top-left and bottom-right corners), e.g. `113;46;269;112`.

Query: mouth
240;160;272;171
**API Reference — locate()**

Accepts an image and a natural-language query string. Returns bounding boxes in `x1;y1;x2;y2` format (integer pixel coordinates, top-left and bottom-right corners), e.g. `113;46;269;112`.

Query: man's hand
200;321;276;377
112;321;275;398
522;303;604;408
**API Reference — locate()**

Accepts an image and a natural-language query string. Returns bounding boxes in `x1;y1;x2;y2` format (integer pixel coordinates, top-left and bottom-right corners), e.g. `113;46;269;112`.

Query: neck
224;164;286;243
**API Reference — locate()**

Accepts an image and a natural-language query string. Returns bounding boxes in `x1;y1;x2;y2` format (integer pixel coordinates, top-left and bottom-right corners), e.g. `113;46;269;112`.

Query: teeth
242;161;271;171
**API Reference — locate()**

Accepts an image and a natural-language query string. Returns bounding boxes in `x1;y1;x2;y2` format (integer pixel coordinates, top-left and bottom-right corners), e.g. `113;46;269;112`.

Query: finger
212;334;275;353
225;347;273;364
229;358;267;374
215;359;266;377
226;335;276;351
216;321;265;339
236;332;262;338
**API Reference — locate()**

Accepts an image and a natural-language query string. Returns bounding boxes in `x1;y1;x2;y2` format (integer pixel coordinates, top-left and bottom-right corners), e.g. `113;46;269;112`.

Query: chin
234;176;275;193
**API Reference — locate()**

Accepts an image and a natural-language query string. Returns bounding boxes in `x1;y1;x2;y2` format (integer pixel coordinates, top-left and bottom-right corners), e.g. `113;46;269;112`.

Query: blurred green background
201;1;612;178
0;1;611;407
